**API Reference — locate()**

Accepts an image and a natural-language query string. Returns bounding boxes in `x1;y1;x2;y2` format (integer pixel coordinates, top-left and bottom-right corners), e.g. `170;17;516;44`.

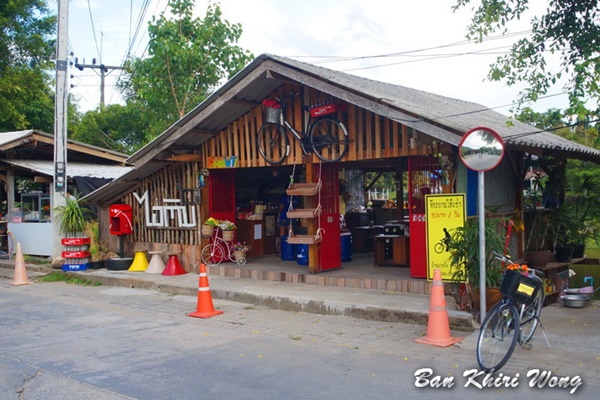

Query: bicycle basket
265;107;281;123
500;269;540;304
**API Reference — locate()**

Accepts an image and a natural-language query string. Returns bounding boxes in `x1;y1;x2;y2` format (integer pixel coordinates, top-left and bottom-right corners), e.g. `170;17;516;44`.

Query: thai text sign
425;194;465;281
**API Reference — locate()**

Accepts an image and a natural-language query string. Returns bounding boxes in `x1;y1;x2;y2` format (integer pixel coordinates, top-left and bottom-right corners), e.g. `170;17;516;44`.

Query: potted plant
202;217;219;237
233;242;251;259
522;173;555;266
446;214;506;311
562;174;600;258
220;220;236;241
54;194;93;237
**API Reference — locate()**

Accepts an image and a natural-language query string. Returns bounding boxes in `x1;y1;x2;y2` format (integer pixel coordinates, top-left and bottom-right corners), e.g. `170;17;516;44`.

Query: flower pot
572;243;586;258
525;249;552;267
222;230;235;242
554;246;574;263
469;286;503;312
201;225;215;237
234;250;246;260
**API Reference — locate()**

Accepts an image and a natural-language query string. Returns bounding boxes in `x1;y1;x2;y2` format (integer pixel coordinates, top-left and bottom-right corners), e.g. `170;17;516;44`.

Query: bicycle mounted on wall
257;92;349;164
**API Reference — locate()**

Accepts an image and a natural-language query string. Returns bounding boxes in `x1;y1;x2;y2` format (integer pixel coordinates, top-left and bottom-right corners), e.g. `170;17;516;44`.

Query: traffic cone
189;263;223;319
10;243;32;286
414;268;463;347
128;251;149;272
162;252;187;276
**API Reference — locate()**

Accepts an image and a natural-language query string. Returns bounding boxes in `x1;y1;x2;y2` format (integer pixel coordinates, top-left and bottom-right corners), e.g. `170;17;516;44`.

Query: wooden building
83;54;600;278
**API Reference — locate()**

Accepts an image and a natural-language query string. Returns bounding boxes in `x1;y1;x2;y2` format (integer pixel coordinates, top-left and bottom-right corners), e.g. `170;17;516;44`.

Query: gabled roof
0;129;130;164
84;54;600;205
3;159;131;179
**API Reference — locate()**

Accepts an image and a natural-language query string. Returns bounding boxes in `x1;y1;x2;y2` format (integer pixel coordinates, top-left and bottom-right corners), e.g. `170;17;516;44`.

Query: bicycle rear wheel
519;287;544;343
476;302;520;372
309;117;348;162
257;123;289;165
201;244;225;266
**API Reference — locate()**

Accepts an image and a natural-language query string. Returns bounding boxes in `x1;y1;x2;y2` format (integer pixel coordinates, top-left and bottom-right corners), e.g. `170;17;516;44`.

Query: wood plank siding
200;83;436;167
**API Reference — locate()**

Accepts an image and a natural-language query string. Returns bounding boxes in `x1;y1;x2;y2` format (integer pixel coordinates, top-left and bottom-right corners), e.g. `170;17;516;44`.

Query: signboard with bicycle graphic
425;193;465;281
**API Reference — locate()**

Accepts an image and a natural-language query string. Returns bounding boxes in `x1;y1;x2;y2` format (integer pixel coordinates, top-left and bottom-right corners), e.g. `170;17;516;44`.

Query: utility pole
53;0;69;259
74;58;124;108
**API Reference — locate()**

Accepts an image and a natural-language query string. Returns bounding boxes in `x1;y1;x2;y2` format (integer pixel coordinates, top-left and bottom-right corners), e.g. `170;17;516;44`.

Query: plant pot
222;230;235;241
233;250;246;260
469;286;503;312
572;243;586;258
201;225;215;237
525;249;552;267
554;246;574;263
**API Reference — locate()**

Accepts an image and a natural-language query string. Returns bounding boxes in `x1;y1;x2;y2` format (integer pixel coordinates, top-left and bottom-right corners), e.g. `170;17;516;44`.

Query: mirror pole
478;170;486;322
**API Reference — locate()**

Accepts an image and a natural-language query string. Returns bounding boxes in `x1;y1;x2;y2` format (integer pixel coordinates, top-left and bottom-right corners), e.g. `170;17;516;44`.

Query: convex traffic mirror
458;127;505;172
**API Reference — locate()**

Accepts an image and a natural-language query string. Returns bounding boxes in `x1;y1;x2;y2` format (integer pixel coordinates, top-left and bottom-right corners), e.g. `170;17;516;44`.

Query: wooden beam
34;176;53;183
165;154;203;162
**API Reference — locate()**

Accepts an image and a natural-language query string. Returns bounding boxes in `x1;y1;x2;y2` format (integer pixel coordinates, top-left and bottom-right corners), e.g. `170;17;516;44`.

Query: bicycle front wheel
257;123;289;165
201;243;225;266
476;302;520;372
309;117;348;162
519;287;544;343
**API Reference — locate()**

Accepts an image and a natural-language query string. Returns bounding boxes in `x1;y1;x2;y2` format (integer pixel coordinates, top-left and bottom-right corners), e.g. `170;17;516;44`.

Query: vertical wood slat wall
201;85;437;167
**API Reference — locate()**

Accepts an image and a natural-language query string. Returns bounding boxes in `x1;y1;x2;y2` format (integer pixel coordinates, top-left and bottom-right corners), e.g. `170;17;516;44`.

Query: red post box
109;204;133;235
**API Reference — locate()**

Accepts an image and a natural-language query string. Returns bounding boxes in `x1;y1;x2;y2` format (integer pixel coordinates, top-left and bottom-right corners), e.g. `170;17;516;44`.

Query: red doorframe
408;156;442;278
315;163;341;271
208;169;237;260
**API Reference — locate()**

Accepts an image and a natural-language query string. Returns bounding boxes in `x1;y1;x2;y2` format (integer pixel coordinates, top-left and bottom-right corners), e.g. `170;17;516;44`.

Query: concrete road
1;280;597;399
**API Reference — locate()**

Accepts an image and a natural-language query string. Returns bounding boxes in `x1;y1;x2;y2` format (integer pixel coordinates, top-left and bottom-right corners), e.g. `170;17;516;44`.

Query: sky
59;0;568;115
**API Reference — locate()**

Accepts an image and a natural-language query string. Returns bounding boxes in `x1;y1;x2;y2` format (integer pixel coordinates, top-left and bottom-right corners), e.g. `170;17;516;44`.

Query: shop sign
425;193;465;280
207;156;238;168
133;191;197;228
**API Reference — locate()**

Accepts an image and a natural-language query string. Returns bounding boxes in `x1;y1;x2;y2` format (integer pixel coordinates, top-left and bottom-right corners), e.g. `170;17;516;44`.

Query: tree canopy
120;0;254;142
0;0;56;132
454;0;600;119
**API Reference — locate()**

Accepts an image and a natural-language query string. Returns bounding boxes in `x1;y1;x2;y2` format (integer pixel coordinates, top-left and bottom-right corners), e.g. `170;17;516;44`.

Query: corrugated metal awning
4;159;132;179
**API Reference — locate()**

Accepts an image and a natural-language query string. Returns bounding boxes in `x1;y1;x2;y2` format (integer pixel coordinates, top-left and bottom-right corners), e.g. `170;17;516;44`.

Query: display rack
286;181;323;245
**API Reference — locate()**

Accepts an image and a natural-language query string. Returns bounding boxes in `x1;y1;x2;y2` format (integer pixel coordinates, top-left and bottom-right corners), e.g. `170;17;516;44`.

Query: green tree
0;0;56;131
454;0;600;119
120;0;253;141
71;104;147;154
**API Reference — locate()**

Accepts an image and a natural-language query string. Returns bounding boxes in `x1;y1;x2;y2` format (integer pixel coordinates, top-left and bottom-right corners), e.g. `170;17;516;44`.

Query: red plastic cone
415;268;463;347
189;263;223;319
162;252;187;276
10;243;32;286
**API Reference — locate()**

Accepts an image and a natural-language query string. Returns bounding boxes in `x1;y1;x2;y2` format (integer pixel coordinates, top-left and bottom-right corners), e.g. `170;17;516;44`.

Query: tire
106;257;134;271
519;287;544;343
236;257;246;266
434;242;444;254
257;123;289;165
201;244;224;266
309;117;348;162
476;302;520;372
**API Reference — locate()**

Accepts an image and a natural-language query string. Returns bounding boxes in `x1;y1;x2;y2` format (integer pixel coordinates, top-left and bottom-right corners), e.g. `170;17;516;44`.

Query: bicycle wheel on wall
257;123;289;165
309;117;348;162
476;302;520;372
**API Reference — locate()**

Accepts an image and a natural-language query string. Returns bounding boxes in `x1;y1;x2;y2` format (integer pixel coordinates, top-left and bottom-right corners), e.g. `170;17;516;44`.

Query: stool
145;251;166;274
128;250;149;272
162;252;187;276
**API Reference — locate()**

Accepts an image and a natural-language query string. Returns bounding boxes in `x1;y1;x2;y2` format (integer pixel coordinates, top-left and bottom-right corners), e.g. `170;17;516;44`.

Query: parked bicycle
476;252;550;372
257;93;349;164
201;226;246;267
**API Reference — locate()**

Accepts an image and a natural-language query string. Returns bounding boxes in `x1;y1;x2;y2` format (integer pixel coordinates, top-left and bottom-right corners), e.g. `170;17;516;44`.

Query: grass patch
38;271;101;286
24;255;52;265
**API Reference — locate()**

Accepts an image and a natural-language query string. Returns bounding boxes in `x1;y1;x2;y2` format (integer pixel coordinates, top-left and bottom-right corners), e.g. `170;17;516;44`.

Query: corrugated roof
84;54;600;205
4;160;132;179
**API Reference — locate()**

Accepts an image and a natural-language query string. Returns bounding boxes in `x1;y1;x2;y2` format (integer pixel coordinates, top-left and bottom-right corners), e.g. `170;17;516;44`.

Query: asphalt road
1;279;597;399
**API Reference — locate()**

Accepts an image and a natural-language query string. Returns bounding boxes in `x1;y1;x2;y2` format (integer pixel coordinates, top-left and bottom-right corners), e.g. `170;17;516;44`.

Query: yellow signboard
425;194;466;281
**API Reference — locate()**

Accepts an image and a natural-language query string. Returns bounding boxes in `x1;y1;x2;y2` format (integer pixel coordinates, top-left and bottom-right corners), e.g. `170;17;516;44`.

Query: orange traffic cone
10;243;32;286
189;263;223;319
414;268;463;347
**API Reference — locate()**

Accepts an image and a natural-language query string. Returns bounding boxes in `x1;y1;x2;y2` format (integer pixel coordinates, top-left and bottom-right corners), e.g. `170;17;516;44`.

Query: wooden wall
201;83;435;167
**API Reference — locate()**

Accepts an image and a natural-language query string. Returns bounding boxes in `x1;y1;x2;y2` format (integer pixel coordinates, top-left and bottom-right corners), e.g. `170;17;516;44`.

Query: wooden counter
374;235;410;266
236;211;277;257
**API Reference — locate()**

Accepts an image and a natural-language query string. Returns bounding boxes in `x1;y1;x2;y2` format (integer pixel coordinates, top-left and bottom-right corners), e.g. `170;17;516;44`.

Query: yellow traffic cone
10;242;32;286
